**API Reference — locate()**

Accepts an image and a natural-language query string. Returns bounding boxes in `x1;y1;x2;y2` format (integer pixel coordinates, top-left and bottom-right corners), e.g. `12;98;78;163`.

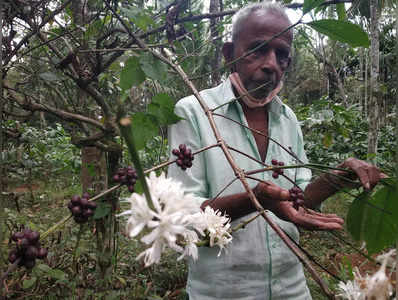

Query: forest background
0;0;397;299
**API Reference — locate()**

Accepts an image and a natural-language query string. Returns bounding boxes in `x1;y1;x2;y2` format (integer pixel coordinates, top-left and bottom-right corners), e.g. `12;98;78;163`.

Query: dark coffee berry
67;202;74;210
113;174;120;182
292;186;301;193
80;198;90;208
71;206;82;216
86;201;97;209
184;149;191;157
8;249;18;263
37;248;48;259
128;185;135;193
24;259;36;269
25;246;38;260
277;169;284;175
173;145;194;171
12;232;24;242
19;238;30;249
271;159;278;165
83;208;94;218
272;172;279;179
74;215;88;224
23;228;33;236
82;192;90;199
290;192;298;200
27;231;40;244
278;161;285;166
71;195;81;204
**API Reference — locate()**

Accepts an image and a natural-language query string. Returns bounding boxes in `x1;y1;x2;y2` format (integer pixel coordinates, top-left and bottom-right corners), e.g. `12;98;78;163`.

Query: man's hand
254;182;344;230
335;158;387;190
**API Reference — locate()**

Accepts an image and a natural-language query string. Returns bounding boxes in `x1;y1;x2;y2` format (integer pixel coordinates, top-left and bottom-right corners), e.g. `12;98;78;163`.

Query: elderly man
168;2;383;299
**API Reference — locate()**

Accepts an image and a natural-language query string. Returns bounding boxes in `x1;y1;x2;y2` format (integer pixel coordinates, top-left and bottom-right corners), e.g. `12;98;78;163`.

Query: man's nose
260;50;281;75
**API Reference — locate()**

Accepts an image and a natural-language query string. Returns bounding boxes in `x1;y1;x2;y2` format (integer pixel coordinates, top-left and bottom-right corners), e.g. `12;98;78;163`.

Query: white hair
232;2;291;42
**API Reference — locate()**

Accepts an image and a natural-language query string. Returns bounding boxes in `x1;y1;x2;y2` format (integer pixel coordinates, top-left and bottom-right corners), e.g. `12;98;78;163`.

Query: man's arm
201;181;345;230
304;158;386;209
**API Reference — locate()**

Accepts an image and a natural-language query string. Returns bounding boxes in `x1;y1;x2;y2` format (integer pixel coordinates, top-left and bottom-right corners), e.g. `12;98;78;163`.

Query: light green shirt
168;78;312;300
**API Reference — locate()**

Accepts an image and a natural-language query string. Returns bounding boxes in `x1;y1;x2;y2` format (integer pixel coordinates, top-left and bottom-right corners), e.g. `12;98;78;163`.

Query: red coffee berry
37;248;48;259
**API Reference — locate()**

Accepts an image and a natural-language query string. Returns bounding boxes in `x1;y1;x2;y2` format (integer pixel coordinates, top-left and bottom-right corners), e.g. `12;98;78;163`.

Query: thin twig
213;113;304;163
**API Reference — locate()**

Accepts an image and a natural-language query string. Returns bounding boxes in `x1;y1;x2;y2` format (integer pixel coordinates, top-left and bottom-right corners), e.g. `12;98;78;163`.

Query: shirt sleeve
294;122;312;191
167;98;209;208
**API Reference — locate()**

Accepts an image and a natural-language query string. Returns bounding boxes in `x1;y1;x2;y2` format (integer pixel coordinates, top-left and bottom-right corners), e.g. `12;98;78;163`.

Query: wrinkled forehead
234;10;293;44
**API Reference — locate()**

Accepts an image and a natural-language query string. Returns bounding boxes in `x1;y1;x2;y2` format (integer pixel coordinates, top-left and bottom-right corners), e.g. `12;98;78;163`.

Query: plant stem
41;215;72;240
144;143;220;174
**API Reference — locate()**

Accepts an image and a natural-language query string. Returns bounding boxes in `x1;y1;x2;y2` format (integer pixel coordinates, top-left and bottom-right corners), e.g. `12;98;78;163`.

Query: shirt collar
215;77;284;119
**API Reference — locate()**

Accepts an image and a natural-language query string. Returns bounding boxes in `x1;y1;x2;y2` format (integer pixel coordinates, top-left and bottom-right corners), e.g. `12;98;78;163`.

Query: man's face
231;11;292;99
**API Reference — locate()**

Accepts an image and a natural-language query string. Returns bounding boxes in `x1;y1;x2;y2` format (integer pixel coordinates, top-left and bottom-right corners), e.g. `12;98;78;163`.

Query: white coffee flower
337;249;395;300
337;279;362;300
120;172;233;266
192;206;232;256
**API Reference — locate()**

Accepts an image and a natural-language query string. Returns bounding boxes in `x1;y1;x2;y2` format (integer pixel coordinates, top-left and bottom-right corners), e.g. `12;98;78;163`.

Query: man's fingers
304;209;344;224
294;213;343;230
257;182;290;201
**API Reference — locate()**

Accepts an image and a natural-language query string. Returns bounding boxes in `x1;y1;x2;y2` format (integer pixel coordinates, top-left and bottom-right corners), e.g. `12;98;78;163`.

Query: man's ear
222;42;235;70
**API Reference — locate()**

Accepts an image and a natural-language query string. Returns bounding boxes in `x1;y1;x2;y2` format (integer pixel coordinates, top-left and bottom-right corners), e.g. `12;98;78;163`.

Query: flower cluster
119;172;232;266
337;249;395;300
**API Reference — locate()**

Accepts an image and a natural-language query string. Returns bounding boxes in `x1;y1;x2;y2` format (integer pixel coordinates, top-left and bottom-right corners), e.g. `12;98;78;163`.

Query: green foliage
307;20;370;48
296;98;395;173
140;53;169;85
302;0;325;15
346;180;398;254
120;56;146;91
130;93;182;151
4;122;81;184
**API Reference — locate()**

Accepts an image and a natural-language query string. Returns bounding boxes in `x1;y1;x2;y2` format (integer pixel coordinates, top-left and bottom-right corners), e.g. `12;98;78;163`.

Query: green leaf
120;7;155;31
119;56;146;91
140;53;168;84
364;185;398;254
119;117;154;211
336;3;347;20
23;277;37;289
148;94;183;126
37;263;52;273
93;202;111;219
307;20;370;48
130;112;159;150
303;0;325;15
39;72;59;82
48;269;67;281
346;185;398;254
36;264;67;281
346;191;370;241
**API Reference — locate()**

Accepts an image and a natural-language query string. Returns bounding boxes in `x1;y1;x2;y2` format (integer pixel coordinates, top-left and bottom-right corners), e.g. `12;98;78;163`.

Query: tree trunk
0;0;5;258
209;0;222;86
72;0;118;280
367;0;380;161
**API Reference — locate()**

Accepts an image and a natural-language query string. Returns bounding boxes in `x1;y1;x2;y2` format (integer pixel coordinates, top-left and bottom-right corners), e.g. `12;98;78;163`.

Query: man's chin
249;89;272;100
